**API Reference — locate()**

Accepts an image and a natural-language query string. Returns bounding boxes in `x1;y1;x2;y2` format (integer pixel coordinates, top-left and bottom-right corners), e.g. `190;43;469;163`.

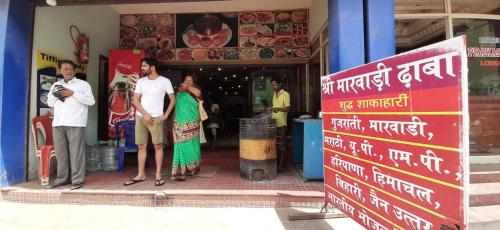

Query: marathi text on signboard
321;36;469;230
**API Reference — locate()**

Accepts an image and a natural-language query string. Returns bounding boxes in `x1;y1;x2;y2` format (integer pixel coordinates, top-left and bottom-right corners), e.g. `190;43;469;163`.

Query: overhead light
46;0;57;6
224;77;228;80
233;74;236;78
218;67;222;71
199;68;203;71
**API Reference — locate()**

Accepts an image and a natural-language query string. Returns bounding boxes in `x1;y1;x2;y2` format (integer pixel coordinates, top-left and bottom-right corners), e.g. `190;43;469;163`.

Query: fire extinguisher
70;25;89;64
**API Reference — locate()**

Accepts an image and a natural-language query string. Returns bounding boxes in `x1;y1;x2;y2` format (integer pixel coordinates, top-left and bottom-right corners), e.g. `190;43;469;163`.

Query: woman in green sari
171;75;202;181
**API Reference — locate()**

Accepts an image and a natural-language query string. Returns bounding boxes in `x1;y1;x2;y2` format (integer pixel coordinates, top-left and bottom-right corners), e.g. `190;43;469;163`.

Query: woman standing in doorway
171;75;202;181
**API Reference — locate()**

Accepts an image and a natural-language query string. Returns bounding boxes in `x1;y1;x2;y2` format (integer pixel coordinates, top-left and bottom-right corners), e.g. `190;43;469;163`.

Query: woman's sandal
155;178;165;186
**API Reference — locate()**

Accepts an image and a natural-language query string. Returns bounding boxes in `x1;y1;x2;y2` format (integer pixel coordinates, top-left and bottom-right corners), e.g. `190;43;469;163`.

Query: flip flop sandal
123;179;145;186
155;179;165;186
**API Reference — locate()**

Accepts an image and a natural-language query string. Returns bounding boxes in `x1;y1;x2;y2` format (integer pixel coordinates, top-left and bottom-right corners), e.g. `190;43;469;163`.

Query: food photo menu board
175;13;239;61
120;14;176;62
238;10;309;60
118;9;309;61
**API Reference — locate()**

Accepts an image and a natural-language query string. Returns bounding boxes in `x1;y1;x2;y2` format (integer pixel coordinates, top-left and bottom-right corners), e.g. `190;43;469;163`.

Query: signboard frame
321;36;469;230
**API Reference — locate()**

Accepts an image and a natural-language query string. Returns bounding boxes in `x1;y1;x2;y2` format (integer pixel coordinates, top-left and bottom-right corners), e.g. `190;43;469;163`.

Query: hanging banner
36;51;87;113
321;36;469;230
119;9;310;61
108;49;145;138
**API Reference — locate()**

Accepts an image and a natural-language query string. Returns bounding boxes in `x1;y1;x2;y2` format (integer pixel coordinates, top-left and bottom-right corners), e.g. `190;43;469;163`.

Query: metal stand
288;202;348;221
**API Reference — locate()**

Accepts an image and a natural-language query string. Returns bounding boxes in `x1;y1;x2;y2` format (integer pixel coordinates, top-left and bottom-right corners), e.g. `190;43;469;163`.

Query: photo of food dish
137;38;157;50
293;36;309;47
292;10;308;23
156;26;175;37
120;38;137;49
121;15;137;27
40;92;49;106
157;14;174;26
176;49;192;61
240;36;256;48
41;81;53;91
156;49;175;61
259;48;274;59
275;22;292;35
120;27;138;39
182;23;232;48
138;25;156;38
256;12;275;24
239;48;258;60
275;12;292;22
145;48;158;59
192;49;208;61
274;36;293;47
41;74;57;82
239;24;258;36
40;74;57;91
257;24;274;36
223;48;239;60
158;37;174;49
240;12;257;24
293;23;309;35
256;36;275;47
208;49;224;60
138;15;155;27
275;48;293;58
294;48;310;58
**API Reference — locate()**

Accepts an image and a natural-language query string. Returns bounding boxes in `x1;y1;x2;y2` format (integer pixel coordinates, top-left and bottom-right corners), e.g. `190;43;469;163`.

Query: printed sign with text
321;36;469;230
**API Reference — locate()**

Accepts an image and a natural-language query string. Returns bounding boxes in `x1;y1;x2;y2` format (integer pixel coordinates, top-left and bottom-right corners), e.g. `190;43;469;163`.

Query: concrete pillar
328;0;365;73
365;0;396;62
327;0;396;72
0;0;35;186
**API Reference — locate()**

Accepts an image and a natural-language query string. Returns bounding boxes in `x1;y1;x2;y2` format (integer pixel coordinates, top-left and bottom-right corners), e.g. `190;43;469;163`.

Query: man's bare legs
153;144;164;180
132;144;147;180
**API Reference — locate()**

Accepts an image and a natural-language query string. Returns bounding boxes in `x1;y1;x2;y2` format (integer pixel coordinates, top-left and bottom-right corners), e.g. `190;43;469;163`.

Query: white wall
309;0;328;40
28;5;119;179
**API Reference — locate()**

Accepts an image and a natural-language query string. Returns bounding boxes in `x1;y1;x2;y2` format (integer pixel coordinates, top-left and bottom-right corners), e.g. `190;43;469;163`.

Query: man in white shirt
124;58;175;187
47;60;95;190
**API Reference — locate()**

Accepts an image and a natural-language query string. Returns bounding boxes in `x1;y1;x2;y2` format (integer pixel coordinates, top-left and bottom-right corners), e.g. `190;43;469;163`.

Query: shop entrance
160;65;298;149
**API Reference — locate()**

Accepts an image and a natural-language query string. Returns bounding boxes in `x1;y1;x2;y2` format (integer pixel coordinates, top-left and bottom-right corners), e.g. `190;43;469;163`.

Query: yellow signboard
36;51;87;111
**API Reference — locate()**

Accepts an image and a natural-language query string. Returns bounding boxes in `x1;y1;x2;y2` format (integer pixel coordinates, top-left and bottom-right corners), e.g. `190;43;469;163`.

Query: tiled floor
17;148;324;192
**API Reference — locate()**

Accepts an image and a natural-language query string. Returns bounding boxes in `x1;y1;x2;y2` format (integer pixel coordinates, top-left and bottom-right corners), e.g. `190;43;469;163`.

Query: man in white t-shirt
124;58;175;187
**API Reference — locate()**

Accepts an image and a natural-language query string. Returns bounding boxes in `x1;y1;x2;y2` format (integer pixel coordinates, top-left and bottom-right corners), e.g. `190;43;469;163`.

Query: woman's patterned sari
171;91;201;180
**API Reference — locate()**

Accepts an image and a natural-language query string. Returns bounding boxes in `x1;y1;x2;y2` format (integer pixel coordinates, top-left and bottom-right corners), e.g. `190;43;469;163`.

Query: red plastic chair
31;114;55;185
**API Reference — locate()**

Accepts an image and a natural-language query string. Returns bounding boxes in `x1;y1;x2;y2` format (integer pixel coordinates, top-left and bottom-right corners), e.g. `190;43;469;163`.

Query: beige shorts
135;116;164;145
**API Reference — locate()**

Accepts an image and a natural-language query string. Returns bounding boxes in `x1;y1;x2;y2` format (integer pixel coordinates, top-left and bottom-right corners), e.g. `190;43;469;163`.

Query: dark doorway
162;65;297;148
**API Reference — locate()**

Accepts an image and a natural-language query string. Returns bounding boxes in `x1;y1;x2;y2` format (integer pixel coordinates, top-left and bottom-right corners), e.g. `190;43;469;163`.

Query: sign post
321;36;469;230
